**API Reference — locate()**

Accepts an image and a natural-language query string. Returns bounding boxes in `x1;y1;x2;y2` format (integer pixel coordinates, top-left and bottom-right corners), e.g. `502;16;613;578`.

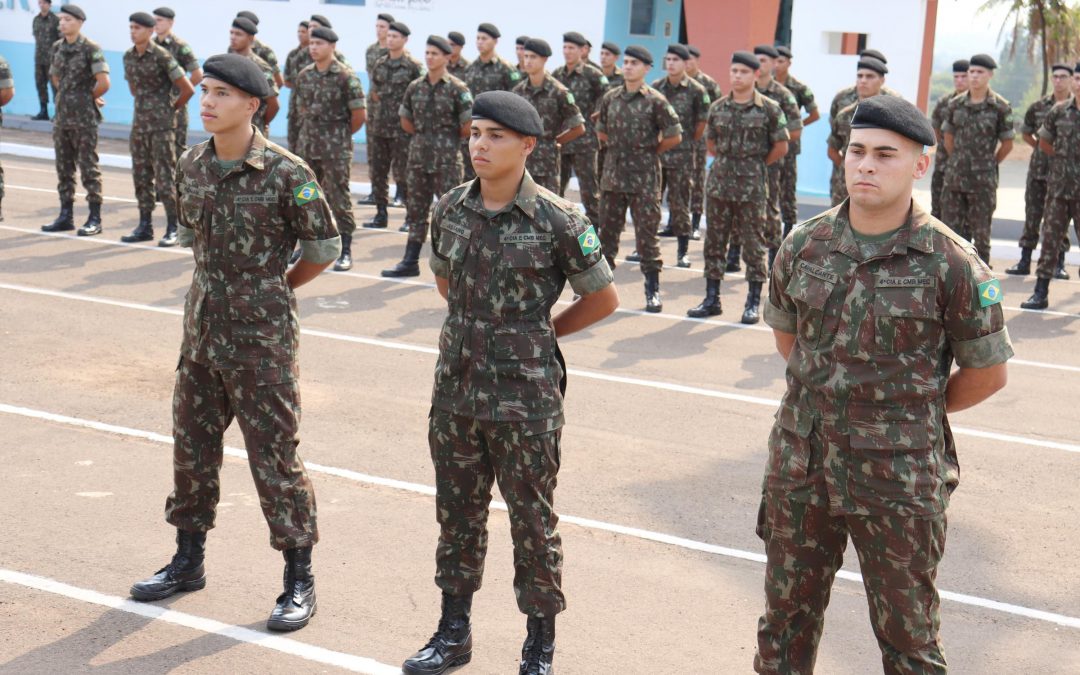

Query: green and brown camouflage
464;53;523;95
365;41;388;74
596;83;683;194
651;75;710;169
251;38;280;76
929;91;961;218
124;42;184;132
0;56;10;201
512;73;585;191
368;51;422;136
776;73;816;155
240;51;278;134
447;55;470;79
1018;94;1057;249
604;66;624;90
777;73;815;224
552;61;608;153
757;78;801;244
690;70;723;215
32;10;60;107
828;83;902;124
827;100;860;205
284;43;314;150
154;33;200;153
50;34;109;128
53;126;103;205
1034;95;1080;278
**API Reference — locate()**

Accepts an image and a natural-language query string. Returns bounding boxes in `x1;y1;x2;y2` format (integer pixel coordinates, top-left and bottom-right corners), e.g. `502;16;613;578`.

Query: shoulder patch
461;90;473;103
566;92;575;105
599;75;609;86
293;181;321;206
509;70;522;81
703;93;711;104
977;279;1003;307
577;226;600;256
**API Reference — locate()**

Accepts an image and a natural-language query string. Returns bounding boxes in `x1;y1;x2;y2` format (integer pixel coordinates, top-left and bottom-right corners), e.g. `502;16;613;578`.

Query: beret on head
952;59;969;73
129;12;155;28
563;31;588;47
60;4;86;21
236;10;258;25
388;21;411;37
427;35;452;54
776;45;793;59
377;13;395;23
299;21;309;28
310;14;331;28
472;90;544;136
601;41;620;55
1052;62;1074;74
667;44;690;60
753;44;779;58
523;38;551;58
687;45;702;58
310;27;339;43
478;23;500;39
970;53;998;69
732;51;760;70
859;49;887;63
153;7;175;19
857;56;888;75
623;44;653;65
232;17;258;36
203;53;271;98
516;35;530;46
850;95;936;146
448;31;466;47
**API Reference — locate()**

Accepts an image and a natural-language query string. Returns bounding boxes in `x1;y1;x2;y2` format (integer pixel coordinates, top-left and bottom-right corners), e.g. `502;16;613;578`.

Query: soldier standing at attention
461;23;522;181
152;7;203;159
596;41;623;181
511;38;585;193
1007;62;1074;279
31;0;60;121
234;11;284;90
129;54;340;632
653;44;710;268
828;56;887;207
447;31;470;78
308;15;350;67
228;17;279;136
0;55;12;221
774;45;819;237
366;13;394;75
121;12;194;246
941;53;1014;264
363;21;421;230
687;45;723;242
688;51;787;323
828;49;900;123
381;35;472;278
41;4;110;237
929;59;968;220
515;36;530;72
596;45;683;312
400;90;618;675
283;20;312;152
552;31;607;226
757;95;1011;674
295;27;366;272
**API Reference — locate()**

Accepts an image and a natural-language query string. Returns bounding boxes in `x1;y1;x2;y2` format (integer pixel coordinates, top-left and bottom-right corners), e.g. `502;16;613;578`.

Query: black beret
516;35;530;46
1052;62;1074;74
523;38;551;58
850;95;936;146
299;21;309;29
472;90;543;137
60;4;86;21
153;7;175;19
623;44;653;65
859;49;888;63
970;53;998;69
776;45;792;59
687;45;702;58
478;23;500;39
129;12;155;28
952;59;969;73
236;10;258;25
377;13;395;23
388;21;411;37
732;51;760;70
310;27;339;43
857;56;888;75
601;41;620;56
203;53;271;98
448;31;466;47
232;17;258;36
427;35;452;54
754;44;780;58
585;39;593;47
667;44;690;60
310;14;331;28
563;31;588;47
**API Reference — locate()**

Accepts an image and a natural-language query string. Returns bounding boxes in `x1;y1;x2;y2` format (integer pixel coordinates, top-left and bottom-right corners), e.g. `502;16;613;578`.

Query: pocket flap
492;329;554;360
849;420;929;450
776;403;814;438
874;285;937;319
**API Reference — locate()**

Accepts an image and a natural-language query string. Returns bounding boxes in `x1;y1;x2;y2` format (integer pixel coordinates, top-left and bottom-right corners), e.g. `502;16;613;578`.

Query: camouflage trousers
704;198;767;282
691;138;707;216
130;128;177;214
559;148;601;225
287;93;301;152
779;151;799;225
53;125;103;205
765;164;783;250
406;164;464;245
829;162;847;207
941;187;995;263
429;408;566;618
164;357;319;551
1020;176;1070;253
930;159;947;220
755;492;948;675
175;106;189;159
599;189;663;274
597;146;608;192
309;155;357;237
1035;197;1080;280
661;165;694;237
35;53;55;107
368;133;410;205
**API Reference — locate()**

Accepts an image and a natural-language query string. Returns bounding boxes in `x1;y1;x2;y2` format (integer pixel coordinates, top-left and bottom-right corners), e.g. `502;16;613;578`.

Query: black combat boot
32;105;50;121
626;249;642;263
690;212;702;240
676;235;691;268
742;280;764;324
1054;250;1070;280
391;183;406;208
362;204;388;229
159;208;179;247
687;278;721;318
0;198;4;221
783;221;793;238
130;529;207;601
767;247;778;271
334;233;353;271
725;245;742;273
643;270;662;313
121;210;155;243
267;546;316;631
1020;277;1050;310
658;214;675;237
357;193;377;205
382;240;422;277
78;201;103;236
1006;247;1032;275
42;200;75;232
519;616;555;675
398;221;412;233
402;593;473;675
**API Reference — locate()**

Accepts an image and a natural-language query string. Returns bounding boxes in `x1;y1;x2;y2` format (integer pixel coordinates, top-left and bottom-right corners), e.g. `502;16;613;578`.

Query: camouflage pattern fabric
828;84;902;124
368;134;410;206
757;79;802;247
51;34;109;128
653;75;710;237
124;43;183;214
241;52;278;136
1034;96;1080;278
1018;94;1059;249
154;33;200;155
251;38;280;76
596;67;624;182
368;52;421;200
284;44;314;151
512;73;584;192
928;91;960;219
827;100;863;206
164;356;318;551
460;55;522;181
552;61;607;223
777;73;816;225
604;67;624;91
130;130;177;215
691;71;724;215
0;56;10;201
32;10;60;107
53;126;102;205
447;55;470;79
365;42;388;74
599;191;664;272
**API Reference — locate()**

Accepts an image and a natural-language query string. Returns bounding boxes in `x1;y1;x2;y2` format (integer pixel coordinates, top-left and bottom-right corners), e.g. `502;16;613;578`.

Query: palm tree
980;0;1080;95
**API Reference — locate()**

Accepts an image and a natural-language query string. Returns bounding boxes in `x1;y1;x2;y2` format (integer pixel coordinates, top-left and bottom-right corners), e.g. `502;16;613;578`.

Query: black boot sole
402;651;472;675
121;234;154;243
42;224;75;232
129;575;207;601
77;227;103;237
158;238;178;248
266;599;317;632
741;314;761;325
362;223;388;229
381;267;420;278
687;307;722;318
1005;268;1030;276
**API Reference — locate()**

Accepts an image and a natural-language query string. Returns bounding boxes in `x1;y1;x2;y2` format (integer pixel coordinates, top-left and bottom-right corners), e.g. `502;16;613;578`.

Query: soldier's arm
995;101;1015;163
93;72;109;101
657;134;682;154
399;82;417;135
351;108;366;134
264;94;280;124
803;108;820;126
556;124;585;146
429;192;454;299
173;73;195;109
768;109;791;165
189;68;204;86
766;140;789;165
347;74;366;133
0;86;12;107
284;163;341;286
693;120;706;141
943;132;955;155
655;100;683;153
550;208;617;337
764;238;799;359
273;71;285;89
1038;114;1056;156
995;138;1013;163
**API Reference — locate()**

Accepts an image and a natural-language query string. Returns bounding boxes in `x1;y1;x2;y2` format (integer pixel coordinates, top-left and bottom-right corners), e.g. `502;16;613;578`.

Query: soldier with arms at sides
773;45;819;238
828;56;888;207
929;60;968;220
687;45;723;243
227;17;279;136
152;7;203;159
552;31;607;226
31;0;60;121
595;41;623;179
283;20;312;152
460;23;523;181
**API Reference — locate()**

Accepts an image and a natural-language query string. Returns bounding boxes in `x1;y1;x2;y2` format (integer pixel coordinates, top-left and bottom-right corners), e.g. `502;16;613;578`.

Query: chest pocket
786;265;835;349
873;281;941;354
178;189;204;231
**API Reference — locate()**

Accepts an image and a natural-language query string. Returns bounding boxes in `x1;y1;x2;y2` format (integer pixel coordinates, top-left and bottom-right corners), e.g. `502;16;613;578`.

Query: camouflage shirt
252;38;280;76
123;42;184;132
428;172;614;423
50;34;110;128
154;33;200;75
447;55;471;78
941;88;1014;192
930;90;961;165
706;91;789;202
174;128;340;371
511;73;585;178
243;52;279;133
1022;93;1060;181
464;54;523;96
829;84;902;122
0;56;12;126
764;201;1013;516
1037;95;1080;200
756;77;803;142
827;99;862;155
295;60;365;160
32;11;60;59
365;42;388;74
400;72;473;171
596;83;684;194
369;51;423;137
552;61;608;152
690;70;723;102
776;73;816;154
651;74;711;168
603;67;624;90
284;45;313;86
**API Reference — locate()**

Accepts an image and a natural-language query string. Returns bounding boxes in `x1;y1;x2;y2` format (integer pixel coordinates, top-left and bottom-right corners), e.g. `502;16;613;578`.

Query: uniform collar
818;200;935;260
620;83;651;99
458;170;540;219
725;90;765;107
199;126;268;173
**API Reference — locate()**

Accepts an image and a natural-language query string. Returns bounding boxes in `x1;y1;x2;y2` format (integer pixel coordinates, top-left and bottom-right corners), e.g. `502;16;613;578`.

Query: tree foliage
979;0;1080;95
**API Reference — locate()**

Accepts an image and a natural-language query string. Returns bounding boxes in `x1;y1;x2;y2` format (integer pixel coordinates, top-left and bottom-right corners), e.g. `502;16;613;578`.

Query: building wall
603;0;683;82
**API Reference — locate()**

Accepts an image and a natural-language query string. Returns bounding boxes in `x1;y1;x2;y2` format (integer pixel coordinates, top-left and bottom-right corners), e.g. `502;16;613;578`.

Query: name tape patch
235;193;277;205
500;233;552;244
796;260;839;284
876;276;935;288
442;220;471;239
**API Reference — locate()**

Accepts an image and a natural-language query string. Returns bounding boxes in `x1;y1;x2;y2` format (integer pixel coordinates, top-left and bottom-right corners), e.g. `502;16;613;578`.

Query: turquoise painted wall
604;0;682;83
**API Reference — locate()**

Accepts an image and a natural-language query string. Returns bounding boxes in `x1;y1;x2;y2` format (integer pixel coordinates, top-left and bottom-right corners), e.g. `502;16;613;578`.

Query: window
823;32;869;55
630;0;655;36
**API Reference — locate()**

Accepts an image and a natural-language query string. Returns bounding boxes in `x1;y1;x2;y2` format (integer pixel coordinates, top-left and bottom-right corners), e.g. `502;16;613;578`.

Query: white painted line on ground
0;568;402;674
6;183;139;204
2;402;1079;632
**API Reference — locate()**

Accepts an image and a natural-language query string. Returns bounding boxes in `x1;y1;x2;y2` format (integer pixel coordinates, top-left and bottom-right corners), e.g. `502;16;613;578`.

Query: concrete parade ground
1;135;1079;674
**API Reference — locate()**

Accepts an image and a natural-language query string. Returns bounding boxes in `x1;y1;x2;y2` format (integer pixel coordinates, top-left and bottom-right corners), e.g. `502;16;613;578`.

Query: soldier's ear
522;135;537;157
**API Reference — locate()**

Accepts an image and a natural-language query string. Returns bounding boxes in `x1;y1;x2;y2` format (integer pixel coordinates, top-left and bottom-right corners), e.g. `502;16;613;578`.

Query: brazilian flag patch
293;181;321;206
567;92;575;105
977;279;1002;307
577;226;600;256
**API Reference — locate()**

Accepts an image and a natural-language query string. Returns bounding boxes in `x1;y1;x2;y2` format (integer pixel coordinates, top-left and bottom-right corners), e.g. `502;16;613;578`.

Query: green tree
980;0;1080;95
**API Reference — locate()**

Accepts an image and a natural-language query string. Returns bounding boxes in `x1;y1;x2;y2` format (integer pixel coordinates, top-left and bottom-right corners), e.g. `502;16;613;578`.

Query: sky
934;0;1016;66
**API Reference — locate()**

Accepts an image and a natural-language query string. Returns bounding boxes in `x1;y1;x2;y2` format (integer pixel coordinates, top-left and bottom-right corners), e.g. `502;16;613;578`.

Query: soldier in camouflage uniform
653;44;710;268
596;45;683;313
401;90;618;675
296;27;366;272
929;60;968;220
553;31;607;225
596;41;624;181
41;5;110;237
129;54;340;634
228;17;280;136
688;52;788;324
941;53;1014;264
152;7;203;159
365;13;394;75
828;49;902;124
515;36;530;73
283;20;312;152
511;38;585;193
31;0;60;120
828;56;888;208
0;55;12;221
754;45;802;267
232;11;284;90
381;35;473;278
687;45;723;241
461;23;523;181
447;31;470;78
774;46;819;237
758;95;1012;674
121;12;194;246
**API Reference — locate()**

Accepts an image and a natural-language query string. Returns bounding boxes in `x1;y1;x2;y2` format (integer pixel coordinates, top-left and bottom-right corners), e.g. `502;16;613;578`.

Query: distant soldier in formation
930;59;969;220
41;4;110;237
152;7;203;158
461;23;523;180
447;31;470;77
553;31;607;226
0;55;12;221
828;56;888;207
774;45;819;237
283;20;312;151
228;17;279;136
828;49;900;123
941;53;1014;264
366;13;394;75
234;11;284;89
121;11;194;246
754;45;802;268
687;45;723;243
596;41;624;180
595;45;682;312
515;35;530;72
31;0;60;121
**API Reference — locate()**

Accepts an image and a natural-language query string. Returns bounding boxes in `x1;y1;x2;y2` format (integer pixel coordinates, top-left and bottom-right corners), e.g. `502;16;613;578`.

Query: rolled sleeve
951;327;1014;369
568;259;614;296
563;111;585;132
662;122;683;139
764;301;797;334
398;103;413;121
430;252;450;278
300;236;342;264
